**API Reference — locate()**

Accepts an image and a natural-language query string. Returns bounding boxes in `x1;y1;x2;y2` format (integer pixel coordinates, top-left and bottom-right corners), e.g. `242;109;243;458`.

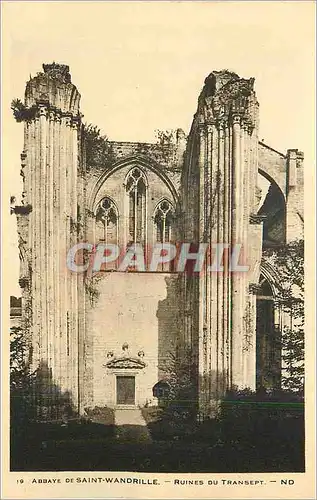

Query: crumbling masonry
14;63;304;419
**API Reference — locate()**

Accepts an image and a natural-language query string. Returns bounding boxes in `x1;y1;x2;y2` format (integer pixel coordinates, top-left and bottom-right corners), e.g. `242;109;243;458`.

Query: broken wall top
25;63;81;115
197;69;259;129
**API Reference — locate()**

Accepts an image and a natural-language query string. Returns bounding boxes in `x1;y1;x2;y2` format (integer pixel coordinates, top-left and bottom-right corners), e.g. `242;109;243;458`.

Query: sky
2;1;315;297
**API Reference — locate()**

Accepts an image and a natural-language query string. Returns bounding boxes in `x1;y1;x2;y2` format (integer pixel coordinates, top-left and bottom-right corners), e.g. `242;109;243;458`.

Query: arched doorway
256;275;281;391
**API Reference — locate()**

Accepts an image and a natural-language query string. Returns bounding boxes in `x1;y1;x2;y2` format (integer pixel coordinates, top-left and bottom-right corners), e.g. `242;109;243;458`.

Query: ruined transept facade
14;63;304;419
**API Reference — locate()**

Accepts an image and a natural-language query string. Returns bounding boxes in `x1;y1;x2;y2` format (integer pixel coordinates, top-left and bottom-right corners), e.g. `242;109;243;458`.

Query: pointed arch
258;167;286;203
94;196;119;247
88;155;179;212
259;260;281;299
256;268;282;391
153;198;175;243
125;167;147;245
95;195;118;220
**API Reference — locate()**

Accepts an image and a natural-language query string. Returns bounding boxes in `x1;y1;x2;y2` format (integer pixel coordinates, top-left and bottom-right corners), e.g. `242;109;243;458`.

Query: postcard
1;1;315;498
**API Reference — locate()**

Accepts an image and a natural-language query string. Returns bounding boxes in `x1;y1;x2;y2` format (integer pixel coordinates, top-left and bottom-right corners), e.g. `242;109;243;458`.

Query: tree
10;326;36;427
10;326;30;389
268;240;304;392
83;123;115;169
154;129;178;164
159;346;197;417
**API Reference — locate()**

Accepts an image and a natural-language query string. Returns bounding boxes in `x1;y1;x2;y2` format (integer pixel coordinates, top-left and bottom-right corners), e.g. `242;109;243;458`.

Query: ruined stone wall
258;143;304;243
15;62;304;419
258;142;287;196
82;146;183;408
183;70;261;415
18;63;84;417
285;149;304;242
85;141;183;211
84;273;180;408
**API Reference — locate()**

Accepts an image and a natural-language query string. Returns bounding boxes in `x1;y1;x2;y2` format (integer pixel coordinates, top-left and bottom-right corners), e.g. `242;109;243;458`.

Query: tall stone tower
17;63;84;416
182;71;261;413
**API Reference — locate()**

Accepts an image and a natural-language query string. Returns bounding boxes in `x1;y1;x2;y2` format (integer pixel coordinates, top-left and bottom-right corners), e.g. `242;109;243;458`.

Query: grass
10;401;305;473
11;435;305;473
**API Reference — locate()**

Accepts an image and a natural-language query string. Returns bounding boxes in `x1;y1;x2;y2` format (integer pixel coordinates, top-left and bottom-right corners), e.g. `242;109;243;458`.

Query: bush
216;388;305;469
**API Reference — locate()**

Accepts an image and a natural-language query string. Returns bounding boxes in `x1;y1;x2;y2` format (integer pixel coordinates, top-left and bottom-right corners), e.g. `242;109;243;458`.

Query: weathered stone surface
15;63;304;420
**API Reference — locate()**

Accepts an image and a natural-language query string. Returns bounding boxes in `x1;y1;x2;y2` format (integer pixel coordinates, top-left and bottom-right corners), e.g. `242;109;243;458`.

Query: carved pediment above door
105;356;146;369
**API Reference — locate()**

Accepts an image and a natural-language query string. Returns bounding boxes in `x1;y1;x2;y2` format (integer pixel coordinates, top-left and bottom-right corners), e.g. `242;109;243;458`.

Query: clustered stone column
20;64;83;418
186;71;260;415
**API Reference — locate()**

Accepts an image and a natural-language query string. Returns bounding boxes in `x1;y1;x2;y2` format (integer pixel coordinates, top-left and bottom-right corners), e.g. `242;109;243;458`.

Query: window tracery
154;199;174;243
125;168;147;245
95;197;118;245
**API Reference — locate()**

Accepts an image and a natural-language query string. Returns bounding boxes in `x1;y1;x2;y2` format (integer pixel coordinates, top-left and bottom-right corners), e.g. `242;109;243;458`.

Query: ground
11;402;304;473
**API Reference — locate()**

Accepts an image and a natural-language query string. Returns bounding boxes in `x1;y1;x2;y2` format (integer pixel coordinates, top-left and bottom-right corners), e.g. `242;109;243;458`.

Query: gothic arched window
153;199;175;272
256;274;281;391
154;199;174;243
126;168;147;245
95;197;118;245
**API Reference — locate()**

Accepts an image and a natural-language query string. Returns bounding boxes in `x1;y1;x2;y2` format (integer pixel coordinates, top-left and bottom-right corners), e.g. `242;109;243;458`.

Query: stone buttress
182;71;262;414
17;64;85;416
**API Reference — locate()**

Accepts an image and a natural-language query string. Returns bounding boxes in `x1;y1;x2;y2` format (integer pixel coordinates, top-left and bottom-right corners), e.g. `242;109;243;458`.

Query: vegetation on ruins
265;239;304;392
10;326;31;392
10;325;36;442
10;102;182;170
83;124;182;170
155;129;177;149
159;346;196;415
84;276;101;306
82;123;115;169
11;99;37;123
